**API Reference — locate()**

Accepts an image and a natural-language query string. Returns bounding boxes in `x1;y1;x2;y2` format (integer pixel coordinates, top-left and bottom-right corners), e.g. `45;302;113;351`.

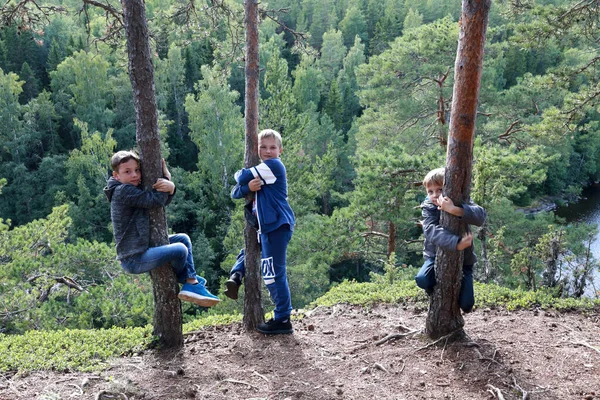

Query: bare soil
1;304;599;400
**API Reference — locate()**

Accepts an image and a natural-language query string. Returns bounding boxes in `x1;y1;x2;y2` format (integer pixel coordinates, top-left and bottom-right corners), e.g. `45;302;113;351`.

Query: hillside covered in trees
1;0;600;337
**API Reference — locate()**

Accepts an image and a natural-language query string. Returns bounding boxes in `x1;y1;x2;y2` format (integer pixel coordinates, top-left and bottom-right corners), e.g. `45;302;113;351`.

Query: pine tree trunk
387;221;396;258
242;0;264;330
121;0;183;348
425;0;491;340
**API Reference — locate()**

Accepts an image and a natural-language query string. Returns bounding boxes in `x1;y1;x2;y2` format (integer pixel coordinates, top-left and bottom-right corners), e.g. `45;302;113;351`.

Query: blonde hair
110;151;140;172
258;129;283;148
423;167;445;188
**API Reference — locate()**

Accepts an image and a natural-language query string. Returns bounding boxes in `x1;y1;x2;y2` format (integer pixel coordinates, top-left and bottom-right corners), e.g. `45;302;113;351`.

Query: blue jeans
230;248;245;278
120;233;197;284
415;257;474;312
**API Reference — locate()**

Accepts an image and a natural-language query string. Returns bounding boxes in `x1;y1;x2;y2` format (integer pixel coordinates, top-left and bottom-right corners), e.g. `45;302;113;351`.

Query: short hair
111;151;140;172
258;129;283;148
423;167;445;188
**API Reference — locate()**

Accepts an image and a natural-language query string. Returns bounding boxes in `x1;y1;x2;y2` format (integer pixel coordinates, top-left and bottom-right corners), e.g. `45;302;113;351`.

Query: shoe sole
256;328;294;335
178;291;220;307
224;281;240;300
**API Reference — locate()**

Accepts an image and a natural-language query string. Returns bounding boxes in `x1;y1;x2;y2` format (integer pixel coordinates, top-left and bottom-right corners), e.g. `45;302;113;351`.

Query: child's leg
230;248;245;278
415;258;436;295
168;233;197;283
459;264;475;312
224;248;245;300
260;225;293;321
120;242;188;282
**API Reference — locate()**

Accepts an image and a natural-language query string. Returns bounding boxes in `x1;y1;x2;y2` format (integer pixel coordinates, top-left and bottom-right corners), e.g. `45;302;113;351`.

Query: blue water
555;186;600;297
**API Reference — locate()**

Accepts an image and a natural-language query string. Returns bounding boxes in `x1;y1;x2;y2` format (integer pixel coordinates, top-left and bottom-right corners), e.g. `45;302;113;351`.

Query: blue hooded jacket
231;158;295;234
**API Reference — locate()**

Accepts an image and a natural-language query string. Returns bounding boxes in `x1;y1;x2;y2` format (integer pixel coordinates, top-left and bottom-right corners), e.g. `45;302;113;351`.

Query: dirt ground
1;303;599;400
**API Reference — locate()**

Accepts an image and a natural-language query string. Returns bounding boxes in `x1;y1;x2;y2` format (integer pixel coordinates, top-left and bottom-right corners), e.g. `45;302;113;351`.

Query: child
415;167;486;312
104;150;219;307
228;129;295;334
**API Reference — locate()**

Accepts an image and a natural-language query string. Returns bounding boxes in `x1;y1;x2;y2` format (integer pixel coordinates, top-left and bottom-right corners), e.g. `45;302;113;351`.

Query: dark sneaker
178;283;220;307
224;272;242;300
257;318;293;335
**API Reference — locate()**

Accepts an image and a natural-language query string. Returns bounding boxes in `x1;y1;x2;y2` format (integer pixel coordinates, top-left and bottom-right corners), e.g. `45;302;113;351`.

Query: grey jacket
104;177;174;260
421;198;486;266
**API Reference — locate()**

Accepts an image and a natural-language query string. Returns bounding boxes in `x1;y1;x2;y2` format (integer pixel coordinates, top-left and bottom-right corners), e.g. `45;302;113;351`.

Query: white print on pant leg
261;257;275;285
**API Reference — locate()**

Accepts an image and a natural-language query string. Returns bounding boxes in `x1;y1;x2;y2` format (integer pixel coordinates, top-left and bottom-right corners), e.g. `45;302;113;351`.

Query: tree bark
121;0;183;348
387;221;396;258
242;0;264;330
426;0;491;340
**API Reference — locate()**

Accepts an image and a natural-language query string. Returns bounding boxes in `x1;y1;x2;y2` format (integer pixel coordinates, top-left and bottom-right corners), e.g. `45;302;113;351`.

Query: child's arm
231;177;262;199
161;158;171;180
234;160;280;186
152;178;175;195
436;197;486;227
456;232;473;251
422;205;460;251
116;184;172;208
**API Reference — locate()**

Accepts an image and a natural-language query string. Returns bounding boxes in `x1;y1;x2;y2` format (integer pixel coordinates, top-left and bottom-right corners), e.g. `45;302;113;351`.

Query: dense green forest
1;0;599;335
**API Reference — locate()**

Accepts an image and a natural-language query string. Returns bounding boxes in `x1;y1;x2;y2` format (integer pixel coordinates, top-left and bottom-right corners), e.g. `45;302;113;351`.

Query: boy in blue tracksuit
415;167;486;313
228;129;295;334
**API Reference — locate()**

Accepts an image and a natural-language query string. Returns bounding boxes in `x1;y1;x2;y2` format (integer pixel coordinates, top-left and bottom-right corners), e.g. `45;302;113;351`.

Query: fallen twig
95;391;128;400
375;330;419;346
222;378;259;390
373;363;389;373
486;384;506;400
253;370;269;383
440;336;449;361
399;359;406;373
473;348;502;368
512;376;529;400
68;383;83;396
572;340;600;357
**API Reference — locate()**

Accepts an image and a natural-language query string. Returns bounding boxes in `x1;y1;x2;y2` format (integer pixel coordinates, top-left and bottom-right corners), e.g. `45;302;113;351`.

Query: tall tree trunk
242;0;264;330
426;0;491;340
121;0;183;348
387;221;396;258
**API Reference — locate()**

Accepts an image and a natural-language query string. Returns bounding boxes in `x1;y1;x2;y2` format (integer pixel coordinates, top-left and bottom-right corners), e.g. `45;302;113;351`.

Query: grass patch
183;313;242;332
311;279;600;311
0;326;153;372
310;279;424;308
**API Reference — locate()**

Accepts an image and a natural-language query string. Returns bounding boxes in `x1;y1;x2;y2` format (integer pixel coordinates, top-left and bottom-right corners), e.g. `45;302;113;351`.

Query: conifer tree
426;0;491;340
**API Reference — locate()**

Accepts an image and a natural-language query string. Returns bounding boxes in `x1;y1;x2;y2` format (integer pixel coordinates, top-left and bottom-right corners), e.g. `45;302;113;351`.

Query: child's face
426;183;443;203
258;136;282;161
113;159;141;186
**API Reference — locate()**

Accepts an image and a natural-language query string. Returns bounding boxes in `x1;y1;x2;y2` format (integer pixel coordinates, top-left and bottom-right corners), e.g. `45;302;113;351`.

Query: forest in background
1;0;599;335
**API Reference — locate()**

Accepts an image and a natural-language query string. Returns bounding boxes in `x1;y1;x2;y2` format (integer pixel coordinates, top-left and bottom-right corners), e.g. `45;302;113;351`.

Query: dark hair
110;151;140;172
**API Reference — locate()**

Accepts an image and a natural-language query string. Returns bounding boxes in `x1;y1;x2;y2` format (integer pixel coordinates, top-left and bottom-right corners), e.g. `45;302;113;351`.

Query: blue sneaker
178;283;220;307
177;276;207;285
196;275;207;286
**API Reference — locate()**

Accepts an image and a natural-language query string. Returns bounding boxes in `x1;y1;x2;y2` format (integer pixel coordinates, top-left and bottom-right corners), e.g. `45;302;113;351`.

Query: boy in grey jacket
415;167;486;312
104;151;219;307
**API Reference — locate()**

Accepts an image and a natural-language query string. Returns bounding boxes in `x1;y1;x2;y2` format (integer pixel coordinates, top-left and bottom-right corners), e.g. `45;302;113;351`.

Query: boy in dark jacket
415;167;486;312
104;151;219;307
227;129;295;334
